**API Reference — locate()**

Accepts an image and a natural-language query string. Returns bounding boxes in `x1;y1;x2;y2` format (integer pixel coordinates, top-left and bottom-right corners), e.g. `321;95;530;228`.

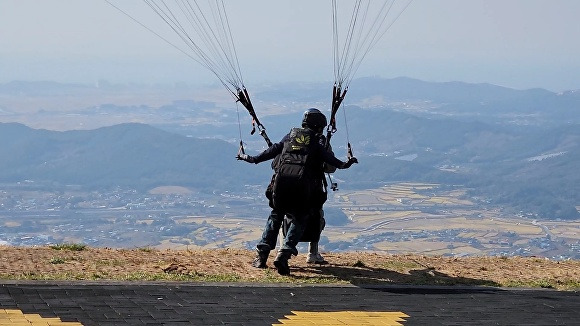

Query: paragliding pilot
238;108;357;275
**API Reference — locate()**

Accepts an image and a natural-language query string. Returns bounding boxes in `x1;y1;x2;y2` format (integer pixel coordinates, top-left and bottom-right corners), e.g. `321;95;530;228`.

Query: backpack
271;128;317;213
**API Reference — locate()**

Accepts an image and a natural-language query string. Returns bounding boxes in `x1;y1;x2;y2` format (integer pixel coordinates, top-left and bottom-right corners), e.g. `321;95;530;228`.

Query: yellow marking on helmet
0;309;84;325
273;311;409;325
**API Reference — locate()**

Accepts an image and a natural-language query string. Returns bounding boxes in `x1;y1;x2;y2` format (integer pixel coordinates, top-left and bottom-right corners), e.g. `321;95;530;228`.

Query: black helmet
301;108;327;132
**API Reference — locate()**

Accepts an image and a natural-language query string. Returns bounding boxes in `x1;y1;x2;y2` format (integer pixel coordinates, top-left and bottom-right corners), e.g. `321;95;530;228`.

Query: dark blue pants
256;209;306;256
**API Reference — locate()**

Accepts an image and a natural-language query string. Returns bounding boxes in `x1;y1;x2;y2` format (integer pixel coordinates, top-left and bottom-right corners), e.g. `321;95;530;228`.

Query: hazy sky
1;0;579;92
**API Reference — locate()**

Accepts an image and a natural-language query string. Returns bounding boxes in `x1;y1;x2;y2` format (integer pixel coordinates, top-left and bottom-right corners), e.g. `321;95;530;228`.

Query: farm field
157;183;579;259
320;183;579;258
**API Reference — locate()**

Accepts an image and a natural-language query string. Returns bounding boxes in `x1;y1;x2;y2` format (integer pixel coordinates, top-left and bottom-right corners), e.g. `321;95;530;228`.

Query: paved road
0;281;578;325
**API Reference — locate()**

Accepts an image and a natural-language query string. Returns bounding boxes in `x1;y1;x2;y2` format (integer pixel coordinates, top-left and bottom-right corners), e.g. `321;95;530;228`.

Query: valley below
2;182;578;260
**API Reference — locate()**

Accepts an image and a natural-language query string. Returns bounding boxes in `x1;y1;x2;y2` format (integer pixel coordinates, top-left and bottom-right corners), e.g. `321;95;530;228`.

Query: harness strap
326;84;348;147
236;88;272;147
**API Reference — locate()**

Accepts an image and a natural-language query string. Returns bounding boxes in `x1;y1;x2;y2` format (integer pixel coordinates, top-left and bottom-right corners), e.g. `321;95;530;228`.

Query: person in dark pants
305;134;336;264
238;108;357;275
278;132;336;265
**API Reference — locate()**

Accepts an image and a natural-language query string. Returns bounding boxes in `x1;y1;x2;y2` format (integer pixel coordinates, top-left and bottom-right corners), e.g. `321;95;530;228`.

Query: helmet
301;108;327;132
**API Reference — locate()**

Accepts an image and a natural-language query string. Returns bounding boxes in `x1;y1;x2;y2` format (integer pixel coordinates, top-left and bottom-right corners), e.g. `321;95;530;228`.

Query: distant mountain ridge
0;122;268;191
1;115;578;220
336;107;580;220
256;76;579;126
1;77;579;220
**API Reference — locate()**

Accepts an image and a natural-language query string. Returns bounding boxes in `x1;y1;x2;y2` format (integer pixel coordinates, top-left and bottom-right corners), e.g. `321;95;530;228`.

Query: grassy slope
1;245;579;291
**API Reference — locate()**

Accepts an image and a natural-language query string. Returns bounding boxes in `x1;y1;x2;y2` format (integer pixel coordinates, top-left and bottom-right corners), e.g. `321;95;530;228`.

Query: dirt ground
1;246;578;290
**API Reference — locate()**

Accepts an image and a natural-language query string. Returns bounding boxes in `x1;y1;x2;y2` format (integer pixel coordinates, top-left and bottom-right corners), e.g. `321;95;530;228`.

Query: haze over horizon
1;0;579;93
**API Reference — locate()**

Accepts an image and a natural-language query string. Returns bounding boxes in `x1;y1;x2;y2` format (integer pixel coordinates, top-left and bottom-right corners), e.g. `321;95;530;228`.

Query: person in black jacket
238;108;357;275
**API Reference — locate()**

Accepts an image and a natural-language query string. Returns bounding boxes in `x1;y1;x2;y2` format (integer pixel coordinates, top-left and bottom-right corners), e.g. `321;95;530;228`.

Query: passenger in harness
281;112;337;265
238;108;357;275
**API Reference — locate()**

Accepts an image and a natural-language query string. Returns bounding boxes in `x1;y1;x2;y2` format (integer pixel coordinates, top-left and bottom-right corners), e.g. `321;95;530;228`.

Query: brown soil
1;246;578;290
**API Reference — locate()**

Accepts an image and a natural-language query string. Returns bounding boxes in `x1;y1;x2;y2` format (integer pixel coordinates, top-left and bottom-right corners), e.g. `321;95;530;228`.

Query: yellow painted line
273;311;409;325
0;309;83;325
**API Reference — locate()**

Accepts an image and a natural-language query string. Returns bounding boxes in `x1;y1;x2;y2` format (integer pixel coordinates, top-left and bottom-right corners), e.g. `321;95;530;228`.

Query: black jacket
252;128;347;169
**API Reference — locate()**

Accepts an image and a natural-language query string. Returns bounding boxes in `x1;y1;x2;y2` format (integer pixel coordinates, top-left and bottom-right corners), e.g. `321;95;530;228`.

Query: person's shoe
273;251;291;275
306;253;328;265
252;249;269;268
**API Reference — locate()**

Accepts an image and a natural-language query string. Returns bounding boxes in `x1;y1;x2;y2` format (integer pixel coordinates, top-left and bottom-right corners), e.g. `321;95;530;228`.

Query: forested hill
0;122;270;191
1;114;578;220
